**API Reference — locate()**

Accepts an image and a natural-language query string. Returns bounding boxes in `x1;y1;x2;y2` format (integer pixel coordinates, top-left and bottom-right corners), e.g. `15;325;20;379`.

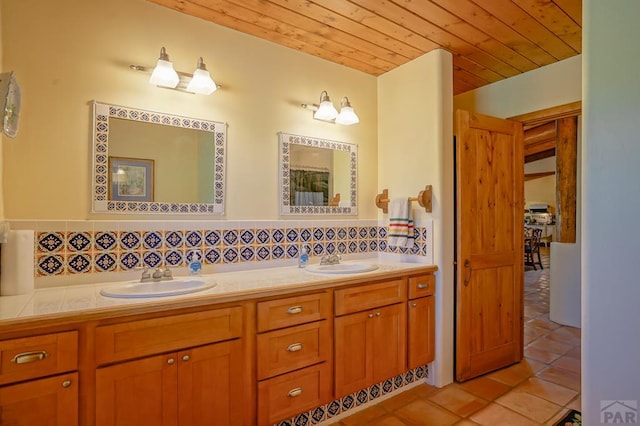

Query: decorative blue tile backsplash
275;364;429;426
30;220;432;279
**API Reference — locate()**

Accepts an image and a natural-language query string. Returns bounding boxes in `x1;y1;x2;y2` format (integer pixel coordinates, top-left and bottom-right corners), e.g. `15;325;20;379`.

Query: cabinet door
371;303;406;384
408;296;435;369
334;310;371;398
0;372;78;426
335;303;406;398
96;353;178;426
178;340;244;426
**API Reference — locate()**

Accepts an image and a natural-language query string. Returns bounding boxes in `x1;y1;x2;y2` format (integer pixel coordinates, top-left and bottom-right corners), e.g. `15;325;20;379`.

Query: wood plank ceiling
148;0;582;95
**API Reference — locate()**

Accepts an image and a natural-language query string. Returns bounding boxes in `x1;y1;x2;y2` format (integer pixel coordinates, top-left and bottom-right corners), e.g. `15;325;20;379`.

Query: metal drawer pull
411;303;417;307
62;380;72;388
287;306;303;315
288;387;303;397
182;355;190;362
368;313;373;318
287;343;303;352
11;350;49;364
376;311;381;316
167;358;175;365
417;282;429;289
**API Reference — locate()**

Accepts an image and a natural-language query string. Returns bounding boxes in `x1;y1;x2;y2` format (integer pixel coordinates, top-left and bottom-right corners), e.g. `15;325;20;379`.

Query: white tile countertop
0;261;437;324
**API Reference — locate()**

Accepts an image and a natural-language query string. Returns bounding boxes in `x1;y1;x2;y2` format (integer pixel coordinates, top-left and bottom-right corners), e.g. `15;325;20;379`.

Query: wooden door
178;340;244;426
408;296;435;369
0;372;78;426
371;303;406;384
455;110;524;382
96;353;178;426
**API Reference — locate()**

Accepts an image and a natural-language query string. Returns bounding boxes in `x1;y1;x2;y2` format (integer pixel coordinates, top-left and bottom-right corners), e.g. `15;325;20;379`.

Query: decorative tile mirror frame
92;101;226;214
279;132;357;215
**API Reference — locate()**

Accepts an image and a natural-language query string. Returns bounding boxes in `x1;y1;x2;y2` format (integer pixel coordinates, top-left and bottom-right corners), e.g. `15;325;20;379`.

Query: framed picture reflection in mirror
108;156;154;202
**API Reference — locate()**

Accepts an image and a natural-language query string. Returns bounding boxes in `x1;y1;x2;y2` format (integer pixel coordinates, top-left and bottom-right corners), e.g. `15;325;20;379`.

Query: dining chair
524;227;544;270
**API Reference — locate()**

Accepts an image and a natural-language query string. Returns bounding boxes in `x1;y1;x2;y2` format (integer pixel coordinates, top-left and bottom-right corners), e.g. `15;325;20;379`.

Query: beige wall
525;157;556;212
1;0;377;220
378;49;454;387
525;175;556;212
582;0;640;418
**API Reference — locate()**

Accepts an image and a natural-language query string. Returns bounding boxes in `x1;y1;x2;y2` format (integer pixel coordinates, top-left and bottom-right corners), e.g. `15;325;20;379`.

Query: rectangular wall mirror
279;132;357;215
92;102;226;214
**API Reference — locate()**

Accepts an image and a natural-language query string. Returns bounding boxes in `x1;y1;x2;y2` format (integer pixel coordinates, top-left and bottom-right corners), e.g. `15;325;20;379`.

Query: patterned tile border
33;222;431;277
275;365;429;426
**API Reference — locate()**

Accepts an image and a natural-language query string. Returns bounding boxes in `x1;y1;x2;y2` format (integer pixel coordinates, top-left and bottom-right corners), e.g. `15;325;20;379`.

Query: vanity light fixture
301;91;360;125
185;57;217;95
314;91;339;120
131;47;219;95
335;97;359;125
149;47;180;88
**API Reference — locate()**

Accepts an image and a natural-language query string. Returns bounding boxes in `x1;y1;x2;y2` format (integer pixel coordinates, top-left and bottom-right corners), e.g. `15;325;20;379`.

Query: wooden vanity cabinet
94;306;245;426
256;292;332;426
96;340;242;426
334;279;407;398
407;274;436;369
0;331;79;426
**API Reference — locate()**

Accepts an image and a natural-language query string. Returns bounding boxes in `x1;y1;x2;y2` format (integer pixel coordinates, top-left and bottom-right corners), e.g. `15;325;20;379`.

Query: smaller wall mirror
279;132;357;215
92;102;226;214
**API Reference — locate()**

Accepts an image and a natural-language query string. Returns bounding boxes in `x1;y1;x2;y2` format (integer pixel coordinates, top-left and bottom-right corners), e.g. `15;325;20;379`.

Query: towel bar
375;185;432;213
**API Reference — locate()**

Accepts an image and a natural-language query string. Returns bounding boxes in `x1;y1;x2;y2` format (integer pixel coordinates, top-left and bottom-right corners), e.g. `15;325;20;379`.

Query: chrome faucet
139;266;152;282
139;264;173;282
320;253;342;265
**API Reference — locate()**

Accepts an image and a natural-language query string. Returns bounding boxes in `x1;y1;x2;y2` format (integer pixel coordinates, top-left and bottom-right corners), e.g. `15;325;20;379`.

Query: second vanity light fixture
133;47;218;95
302;90;360;125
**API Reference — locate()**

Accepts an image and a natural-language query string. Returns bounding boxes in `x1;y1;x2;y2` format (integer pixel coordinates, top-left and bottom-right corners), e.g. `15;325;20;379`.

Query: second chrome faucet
140;264;173;282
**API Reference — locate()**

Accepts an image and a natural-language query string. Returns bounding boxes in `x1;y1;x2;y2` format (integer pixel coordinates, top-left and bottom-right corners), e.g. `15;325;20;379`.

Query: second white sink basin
305;262;379;274
100;279;216;298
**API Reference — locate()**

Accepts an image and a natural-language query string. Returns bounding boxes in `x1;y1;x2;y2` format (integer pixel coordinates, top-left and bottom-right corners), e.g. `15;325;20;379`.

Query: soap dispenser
298;245;309;268
188;250;202;275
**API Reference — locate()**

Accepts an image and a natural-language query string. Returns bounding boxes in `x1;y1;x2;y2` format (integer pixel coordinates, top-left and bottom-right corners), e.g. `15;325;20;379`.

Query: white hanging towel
388;197;414;248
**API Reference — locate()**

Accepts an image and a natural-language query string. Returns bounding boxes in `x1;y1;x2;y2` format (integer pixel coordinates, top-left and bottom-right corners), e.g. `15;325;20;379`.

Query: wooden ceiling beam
525;149;556;163
525;138;556;157
525;171;555;181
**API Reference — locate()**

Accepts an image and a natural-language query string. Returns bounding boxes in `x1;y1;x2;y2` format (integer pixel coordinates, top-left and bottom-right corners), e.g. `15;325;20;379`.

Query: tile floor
332;248;581;425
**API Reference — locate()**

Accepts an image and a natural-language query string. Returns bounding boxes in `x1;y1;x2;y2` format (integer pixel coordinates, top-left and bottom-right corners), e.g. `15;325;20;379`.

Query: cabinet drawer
335;278;406;316
257;292;330;332
408;274;435;299
257;321;330;380
0;331;78;386
95;306;242;365
257;363;332;426
0;372;78;426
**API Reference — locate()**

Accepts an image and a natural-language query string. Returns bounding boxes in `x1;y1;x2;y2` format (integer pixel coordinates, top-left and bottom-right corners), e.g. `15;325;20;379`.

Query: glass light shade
314;100;338;121
149;49;179;88
335;106;360;125
186;68;217;95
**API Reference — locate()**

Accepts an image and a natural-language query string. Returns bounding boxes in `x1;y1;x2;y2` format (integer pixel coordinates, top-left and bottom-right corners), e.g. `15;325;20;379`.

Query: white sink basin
305;262;379;274
100;279;216;298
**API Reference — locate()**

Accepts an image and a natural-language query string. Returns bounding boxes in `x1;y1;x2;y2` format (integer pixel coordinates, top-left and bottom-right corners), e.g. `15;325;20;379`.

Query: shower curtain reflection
290;169;329;206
